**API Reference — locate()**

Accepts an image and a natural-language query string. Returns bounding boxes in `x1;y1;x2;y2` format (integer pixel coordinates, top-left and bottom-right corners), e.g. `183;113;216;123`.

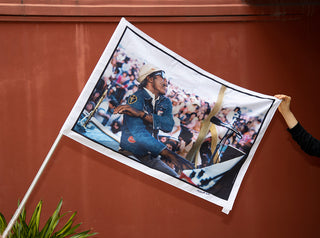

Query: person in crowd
236;128;255;153
85;101;96;113
114;64;194;176
123;74;137;89
95;99;118;126
116;71;129;85
113;84;126;104
123;84;139;102
90;90;102;104
274;94;320;157
109;120;122;136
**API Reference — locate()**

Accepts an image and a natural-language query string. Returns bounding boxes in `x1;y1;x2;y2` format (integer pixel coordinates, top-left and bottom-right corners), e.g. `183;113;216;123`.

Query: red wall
1;1;320;238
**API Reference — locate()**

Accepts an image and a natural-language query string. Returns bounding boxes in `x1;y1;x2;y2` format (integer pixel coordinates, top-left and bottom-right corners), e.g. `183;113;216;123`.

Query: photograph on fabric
71;26;276;201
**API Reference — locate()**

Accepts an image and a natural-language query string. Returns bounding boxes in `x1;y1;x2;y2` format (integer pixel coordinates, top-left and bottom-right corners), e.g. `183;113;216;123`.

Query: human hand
274;94;298;129
274;94;292;115
113;104;143;118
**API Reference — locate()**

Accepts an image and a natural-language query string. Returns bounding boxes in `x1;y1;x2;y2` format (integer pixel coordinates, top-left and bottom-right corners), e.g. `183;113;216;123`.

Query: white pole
1;133;64;238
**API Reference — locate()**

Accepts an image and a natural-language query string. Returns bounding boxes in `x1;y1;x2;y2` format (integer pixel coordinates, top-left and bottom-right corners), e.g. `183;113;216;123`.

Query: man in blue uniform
114;64;194;176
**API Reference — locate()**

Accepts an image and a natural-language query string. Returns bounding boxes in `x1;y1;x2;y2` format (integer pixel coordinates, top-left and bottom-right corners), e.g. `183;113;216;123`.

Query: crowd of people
82;46;264;167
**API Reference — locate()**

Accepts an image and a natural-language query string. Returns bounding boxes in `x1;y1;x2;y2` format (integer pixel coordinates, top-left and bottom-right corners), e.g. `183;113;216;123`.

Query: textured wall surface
0;1;320;238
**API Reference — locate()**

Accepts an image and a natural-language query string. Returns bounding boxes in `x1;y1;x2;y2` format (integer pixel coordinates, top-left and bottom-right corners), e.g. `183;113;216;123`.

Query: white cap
137;64;161;83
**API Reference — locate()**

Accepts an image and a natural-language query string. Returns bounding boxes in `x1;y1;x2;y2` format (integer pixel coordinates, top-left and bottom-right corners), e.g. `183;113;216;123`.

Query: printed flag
60;18;280;213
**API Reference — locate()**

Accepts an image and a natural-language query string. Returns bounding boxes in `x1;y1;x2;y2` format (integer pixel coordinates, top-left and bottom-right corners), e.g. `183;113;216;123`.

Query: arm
274;94;298;129
113;104;153;123
274;94;320;157
97;108;110;119
170;125;181;136
288;122;320;157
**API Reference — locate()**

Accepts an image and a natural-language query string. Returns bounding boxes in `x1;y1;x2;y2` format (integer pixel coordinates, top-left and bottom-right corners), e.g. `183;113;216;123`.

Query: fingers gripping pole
1;133;64;238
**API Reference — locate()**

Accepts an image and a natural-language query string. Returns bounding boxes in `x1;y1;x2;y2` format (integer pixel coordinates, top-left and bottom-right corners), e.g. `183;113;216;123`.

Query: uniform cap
137;64;161;83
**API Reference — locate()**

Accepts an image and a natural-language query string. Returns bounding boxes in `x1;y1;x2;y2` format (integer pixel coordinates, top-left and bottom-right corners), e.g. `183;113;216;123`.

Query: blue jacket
120;88;174;157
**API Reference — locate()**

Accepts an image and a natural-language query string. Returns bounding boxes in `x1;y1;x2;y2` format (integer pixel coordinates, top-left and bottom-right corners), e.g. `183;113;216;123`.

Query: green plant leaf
39;199;63;238
8;205;29;238
0;212;7;234
54;224;80;238
54;212;77;237
69;230;98;238
1;199;97;238
27;200;42;237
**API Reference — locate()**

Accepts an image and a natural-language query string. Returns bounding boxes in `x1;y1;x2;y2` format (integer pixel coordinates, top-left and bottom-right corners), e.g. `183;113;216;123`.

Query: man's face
153;75;168;96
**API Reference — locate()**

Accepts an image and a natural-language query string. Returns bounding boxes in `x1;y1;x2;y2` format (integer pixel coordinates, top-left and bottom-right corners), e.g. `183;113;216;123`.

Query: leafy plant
0;199;97;238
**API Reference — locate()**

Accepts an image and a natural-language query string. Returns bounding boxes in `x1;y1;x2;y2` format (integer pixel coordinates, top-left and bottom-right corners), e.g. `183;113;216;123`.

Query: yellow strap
186;85;226;162
210;124;220;164
83;88;108;127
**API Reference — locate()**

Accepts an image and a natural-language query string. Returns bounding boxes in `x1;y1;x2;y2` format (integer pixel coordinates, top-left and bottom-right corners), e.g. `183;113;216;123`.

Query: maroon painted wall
1;1;320;238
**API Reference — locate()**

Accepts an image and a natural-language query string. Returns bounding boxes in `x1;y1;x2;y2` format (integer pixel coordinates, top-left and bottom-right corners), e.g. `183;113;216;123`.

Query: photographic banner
61;18;280;213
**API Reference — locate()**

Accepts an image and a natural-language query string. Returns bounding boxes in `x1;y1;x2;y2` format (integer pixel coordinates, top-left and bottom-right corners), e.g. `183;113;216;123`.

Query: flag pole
1;132;64;238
